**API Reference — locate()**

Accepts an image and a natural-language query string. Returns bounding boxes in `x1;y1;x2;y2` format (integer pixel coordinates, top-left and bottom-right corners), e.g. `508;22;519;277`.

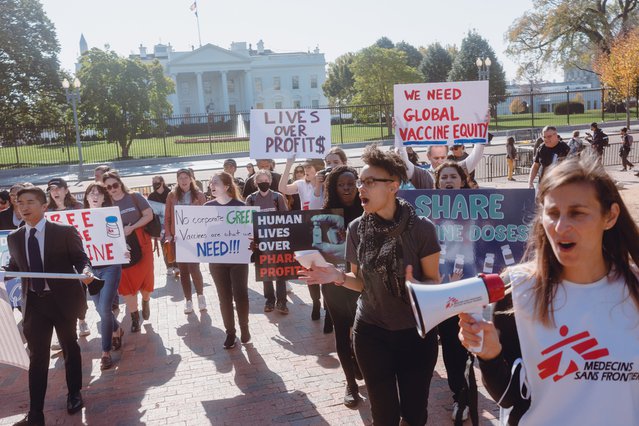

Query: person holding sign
83;183;125;370
300;145;441;425
458;154;639;425
204;172;250;349
164;169;208;315
102;171;154;333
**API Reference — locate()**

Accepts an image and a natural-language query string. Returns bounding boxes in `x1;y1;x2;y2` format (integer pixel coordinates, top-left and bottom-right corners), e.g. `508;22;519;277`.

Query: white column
221;70;230;113
196;72;205;114
243;70;254;110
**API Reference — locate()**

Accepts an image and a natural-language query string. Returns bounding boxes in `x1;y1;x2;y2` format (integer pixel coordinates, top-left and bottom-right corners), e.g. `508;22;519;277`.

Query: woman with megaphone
458;153;639;425
300;144;441;425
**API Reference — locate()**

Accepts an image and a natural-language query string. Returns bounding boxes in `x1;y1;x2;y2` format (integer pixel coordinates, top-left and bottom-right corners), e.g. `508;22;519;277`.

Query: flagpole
196;12;202;48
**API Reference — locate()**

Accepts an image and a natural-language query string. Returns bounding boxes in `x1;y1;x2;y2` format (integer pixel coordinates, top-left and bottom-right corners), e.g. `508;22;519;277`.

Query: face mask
152;182;161;190
257;182;270;192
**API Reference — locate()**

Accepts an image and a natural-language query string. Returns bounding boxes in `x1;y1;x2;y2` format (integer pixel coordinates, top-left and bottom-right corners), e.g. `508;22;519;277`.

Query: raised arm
278;157;300;195
460;143;485;173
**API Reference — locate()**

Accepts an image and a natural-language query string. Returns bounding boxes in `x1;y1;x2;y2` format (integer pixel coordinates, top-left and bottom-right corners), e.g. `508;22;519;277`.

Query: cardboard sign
398;189;535;281
174;205;258;264
0;230;21;309
250;109;331;159
45;207;128;266
394;81;489;146
253;209;345;281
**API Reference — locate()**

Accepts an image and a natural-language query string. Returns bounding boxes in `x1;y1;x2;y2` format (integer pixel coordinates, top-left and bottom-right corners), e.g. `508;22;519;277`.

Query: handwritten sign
45;207;128;266
394;81;489;146
399;189;534;281
253;209;345;281
0;230;21;308
250;109;331;159
174;205;258;264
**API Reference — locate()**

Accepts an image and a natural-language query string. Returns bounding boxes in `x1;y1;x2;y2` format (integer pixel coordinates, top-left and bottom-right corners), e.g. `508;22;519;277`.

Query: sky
40;0;559;83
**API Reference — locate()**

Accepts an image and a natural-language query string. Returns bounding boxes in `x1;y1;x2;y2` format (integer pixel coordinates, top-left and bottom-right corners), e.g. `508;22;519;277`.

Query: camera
318;167;333;179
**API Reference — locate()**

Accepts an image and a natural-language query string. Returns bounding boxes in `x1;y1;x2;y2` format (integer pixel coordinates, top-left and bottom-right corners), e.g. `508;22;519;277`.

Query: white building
130;40;328;116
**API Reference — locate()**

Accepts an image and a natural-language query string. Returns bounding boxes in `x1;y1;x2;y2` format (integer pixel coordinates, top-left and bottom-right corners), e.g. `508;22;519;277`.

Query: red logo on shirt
445;296;459;309
537;325;609;382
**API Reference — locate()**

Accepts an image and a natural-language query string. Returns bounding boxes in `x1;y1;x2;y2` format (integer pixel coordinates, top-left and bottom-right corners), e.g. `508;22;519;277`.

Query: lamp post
62;77;84;180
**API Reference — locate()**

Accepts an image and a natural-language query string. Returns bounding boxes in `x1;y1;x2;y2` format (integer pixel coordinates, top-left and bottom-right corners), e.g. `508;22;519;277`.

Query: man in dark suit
0;183;28;230
4;187;94;426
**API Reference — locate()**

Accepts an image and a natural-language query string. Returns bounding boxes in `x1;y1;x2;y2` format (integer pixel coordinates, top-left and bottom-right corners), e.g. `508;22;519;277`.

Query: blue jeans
90;265;122;352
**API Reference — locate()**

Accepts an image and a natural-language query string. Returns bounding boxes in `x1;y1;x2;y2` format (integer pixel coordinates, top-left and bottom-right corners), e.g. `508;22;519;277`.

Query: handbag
131;193;162;238
123;230;142;268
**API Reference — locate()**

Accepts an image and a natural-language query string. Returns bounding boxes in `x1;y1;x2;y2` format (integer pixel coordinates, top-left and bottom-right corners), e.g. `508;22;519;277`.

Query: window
229;104;237;114
293;100;301;108
228;78;235;93
275;101;283;109
273;77;281;91
310;75;318;89
256;102;264;109
255;78;262;93
311;99;319;108
594;100;598;109
292;76;299;90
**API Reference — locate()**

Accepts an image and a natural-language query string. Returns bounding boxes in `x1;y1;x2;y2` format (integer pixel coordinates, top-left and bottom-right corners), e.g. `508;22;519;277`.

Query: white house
130;40;328;116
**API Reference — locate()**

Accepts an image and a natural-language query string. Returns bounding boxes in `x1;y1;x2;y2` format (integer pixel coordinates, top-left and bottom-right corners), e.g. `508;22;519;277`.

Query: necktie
28;228;45;294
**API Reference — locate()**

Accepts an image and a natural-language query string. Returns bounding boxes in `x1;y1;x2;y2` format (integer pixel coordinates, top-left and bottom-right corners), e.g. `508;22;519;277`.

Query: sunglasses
106;182;120;191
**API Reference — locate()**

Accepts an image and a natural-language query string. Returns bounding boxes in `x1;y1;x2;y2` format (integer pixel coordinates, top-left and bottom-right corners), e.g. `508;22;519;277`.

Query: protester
94;165;111;183
619;127;634;171
567;130;584;157
280;157;327;321
586;122;608;157
0;183;28;230
324;147;348;168
4;186;95;425
318;165;364;407
527;126;570;189
0;190;10;212
148;175;178;276
46;178;83;211
242;159;282;198
246;162;255;179
448;144;478;187
205;172;250;349
164;169;207;314
102;171;154;333
300;145;441;425
83;183;124;370
245;169;290;314
289;165;305;210
223;158;245;193
506;137;517;181
459;153;639;425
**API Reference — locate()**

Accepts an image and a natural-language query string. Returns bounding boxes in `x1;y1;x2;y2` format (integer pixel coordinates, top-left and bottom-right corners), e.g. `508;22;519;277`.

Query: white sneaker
184;300;193;314
452;402;469;421
78;320;91;337
197;294;207;312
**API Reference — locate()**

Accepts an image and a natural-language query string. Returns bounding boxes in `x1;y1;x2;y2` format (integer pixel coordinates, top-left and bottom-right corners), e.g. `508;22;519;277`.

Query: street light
476;57;491;80
62;77;84;180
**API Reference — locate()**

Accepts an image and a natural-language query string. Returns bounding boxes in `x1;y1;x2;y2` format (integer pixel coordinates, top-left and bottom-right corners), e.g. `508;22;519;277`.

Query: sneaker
275;301;289;314
184;300;193;314
343;384;360;408
100;354;113;370
264;301;275;313
197;294;207;312
223;334;237;349
51;338;62;351
78;320;91;337
452;402;469;421
240;331;251;344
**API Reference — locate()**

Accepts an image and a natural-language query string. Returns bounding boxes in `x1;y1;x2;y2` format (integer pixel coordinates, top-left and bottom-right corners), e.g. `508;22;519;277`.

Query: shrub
554;101;585;115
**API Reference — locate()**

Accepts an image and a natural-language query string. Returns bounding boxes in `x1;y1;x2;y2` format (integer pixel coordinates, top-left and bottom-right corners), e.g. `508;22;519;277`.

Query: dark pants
438;316;469;403
263;279;287;304
353;320;438;426
23;292;82;415
178;262;204;300
322;284;359;386
209;263;249;336
621;148;634;169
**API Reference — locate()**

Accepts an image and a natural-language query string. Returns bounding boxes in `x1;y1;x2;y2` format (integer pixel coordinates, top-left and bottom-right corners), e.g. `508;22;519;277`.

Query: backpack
247;191;280;211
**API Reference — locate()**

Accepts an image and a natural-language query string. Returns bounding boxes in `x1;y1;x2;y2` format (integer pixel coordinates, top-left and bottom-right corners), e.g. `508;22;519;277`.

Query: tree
375;37;395;49
509;98;528;114
0;0;63;128
350;46;422;134
77;49;174;158
594;29;639;128
419;43;453;82
506;0;639;69
322;53;356;105
395;41;423;69
448;31;507;105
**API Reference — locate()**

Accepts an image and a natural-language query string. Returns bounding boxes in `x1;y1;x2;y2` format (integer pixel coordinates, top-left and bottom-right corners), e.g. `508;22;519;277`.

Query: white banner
174;205;258;264
0;272;29;370
394;80;489;146
45;207;128;266
249;109;331;159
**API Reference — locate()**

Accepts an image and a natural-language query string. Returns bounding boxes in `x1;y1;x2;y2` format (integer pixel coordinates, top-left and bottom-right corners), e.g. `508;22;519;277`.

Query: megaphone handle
466;307;484;354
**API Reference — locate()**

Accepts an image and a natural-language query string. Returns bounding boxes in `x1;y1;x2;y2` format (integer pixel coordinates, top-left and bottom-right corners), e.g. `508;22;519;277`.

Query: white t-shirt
509;267;639;425
294;180;323;210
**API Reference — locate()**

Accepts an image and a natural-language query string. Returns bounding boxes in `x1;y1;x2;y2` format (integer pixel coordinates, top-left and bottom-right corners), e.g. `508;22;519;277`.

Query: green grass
490;108;639;131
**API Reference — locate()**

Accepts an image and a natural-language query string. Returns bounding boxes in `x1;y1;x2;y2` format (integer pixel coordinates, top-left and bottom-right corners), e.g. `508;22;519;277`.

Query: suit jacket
0;207;20;230
5;221;90;319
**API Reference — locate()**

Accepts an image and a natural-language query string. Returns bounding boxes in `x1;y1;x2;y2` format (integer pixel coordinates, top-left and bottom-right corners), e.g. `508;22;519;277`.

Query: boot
130;311;141;333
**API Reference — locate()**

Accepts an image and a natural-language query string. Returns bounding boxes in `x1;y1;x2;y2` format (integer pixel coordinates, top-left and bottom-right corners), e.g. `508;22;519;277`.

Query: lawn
490;108;639;131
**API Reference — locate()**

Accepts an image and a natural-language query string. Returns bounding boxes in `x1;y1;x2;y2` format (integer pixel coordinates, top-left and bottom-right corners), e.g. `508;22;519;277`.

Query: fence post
566;87;570;125
65;123;71;163
208;114;213;155
601;87;605;122
162;116;168;157
339;105;344;144
379;104;384;140
11;129;20;167
530;89;535;129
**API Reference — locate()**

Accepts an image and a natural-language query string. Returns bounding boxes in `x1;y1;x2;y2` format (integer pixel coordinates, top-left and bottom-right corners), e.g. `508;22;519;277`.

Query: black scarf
357;198;416;301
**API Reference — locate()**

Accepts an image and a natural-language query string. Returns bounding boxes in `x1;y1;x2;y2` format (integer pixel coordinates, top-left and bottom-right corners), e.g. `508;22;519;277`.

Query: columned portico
195;72;206;114
220;71;230;113
244;70;253;110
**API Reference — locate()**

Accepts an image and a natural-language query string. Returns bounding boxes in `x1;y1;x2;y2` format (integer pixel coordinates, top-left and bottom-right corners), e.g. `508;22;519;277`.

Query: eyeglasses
105;182;120;191
355;177;395;189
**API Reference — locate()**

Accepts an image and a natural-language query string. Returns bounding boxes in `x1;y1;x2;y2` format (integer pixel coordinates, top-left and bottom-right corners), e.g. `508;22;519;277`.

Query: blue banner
0;230;21;309
398;189;535;282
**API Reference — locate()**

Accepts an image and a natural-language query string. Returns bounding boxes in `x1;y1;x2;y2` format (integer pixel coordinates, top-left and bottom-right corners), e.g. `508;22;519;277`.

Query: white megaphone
406;274;505;353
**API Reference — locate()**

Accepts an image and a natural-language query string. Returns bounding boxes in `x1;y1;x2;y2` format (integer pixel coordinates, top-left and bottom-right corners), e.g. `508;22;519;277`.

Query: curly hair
361;144;407;183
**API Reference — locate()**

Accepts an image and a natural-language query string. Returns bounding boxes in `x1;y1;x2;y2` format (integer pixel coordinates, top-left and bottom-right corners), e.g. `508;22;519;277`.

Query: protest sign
250;109;331;159
253;209;344;281
394;81;489;146
398;189;535;281
174;205;257;264
0;231;21;309
45;207;128;266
